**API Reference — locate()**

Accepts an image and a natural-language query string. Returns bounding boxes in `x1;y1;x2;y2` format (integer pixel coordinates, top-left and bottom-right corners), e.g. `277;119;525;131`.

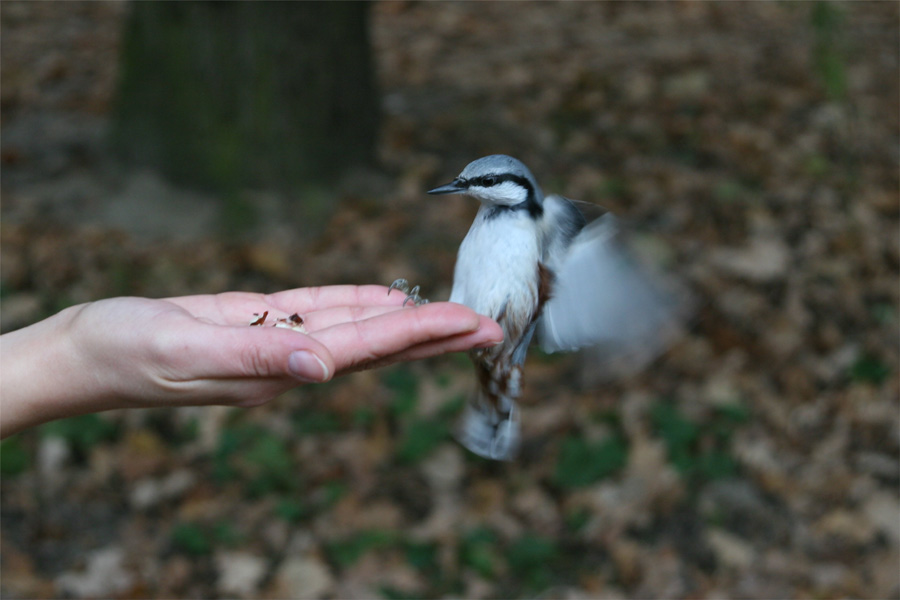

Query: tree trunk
112;1;379;194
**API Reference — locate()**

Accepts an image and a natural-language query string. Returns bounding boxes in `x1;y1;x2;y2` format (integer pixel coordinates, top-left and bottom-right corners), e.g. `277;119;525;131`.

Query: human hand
0;285;503;437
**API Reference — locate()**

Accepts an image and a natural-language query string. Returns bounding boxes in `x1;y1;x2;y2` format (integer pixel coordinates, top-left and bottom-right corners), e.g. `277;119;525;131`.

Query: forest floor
1;2;898;599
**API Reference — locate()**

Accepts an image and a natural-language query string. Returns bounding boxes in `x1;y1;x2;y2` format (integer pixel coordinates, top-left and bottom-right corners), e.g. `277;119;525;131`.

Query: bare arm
0;286;502;438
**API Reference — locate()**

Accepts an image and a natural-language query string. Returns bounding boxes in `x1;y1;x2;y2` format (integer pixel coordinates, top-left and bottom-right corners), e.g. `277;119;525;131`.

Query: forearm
0;305;120;438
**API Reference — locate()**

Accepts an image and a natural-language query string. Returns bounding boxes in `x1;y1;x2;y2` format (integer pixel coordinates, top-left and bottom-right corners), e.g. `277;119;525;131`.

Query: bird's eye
482;176;497;187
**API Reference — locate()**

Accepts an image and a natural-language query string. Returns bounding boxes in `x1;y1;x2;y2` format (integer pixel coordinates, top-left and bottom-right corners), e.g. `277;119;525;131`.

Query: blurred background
1;2;898;598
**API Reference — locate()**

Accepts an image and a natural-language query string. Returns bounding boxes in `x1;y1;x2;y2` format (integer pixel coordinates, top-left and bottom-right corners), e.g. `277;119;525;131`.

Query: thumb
286;348;333;383
176;323;337;384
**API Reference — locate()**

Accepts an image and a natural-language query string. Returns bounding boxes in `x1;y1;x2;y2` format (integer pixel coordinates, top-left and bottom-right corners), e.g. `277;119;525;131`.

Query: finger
390;315;502;361
335;316;503;374
309;303;501;371
301;304;414;332
265;285;410;313
145;374;300;408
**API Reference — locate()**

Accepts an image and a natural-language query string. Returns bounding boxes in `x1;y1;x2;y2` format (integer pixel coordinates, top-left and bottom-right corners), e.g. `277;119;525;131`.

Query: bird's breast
449;212;542;336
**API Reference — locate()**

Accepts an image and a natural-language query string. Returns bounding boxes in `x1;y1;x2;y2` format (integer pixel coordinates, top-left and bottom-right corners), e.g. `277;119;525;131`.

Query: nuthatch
393;155;686;460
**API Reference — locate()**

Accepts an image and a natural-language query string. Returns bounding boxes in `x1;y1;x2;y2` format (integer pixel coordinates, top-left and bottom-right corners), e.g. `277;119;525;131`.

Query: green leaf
811;0;842;30
715;403;751;425
213;521;244;547
669;447;696;476
871;302;896;325
405;542;438;573
213;423;298;494
245;434;295;493
810;1;848;100
396;419;448;464
651;401;746;482
177;417;200;444
507;533;557;572
698;450;739;481
327;530;400;568
171;522;212;556
849;354;890;385
435;372;453;389
319;481;348;508
246;434;293;472
438;395;467;419
275;498;310;523
352;406;377;429
379;586;420;600
804;153;831;178
459;528;499;578
506;533;558;592
651;402;698;452
714;179;745;203
384;367;419;416
564;508;591;533
293;411;341;434
41;414;117;455
554;434;628;489
0;436;30;477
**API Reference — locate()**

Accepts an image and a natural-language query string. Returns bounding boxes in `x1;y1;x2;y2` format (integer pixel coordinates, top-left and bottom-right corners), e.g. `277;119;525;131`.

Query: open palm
1;285;502;437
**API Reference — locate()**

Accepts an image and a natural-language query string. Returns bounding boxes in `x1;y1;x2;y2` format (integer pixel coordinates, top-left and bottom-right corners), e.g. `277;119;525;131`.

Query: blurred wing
537;214;690;359
541;194;587;274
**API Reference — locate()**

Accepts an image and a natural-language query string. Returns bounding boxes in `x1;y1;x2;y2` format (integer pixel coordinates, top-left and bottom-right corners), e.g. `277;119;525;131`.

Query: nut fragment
249;311;307;333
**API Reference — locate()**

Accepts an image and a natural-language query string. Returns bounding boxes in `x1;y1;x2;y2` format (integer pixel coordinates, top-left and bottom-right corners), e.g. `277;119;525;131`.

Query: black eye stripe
473;173;533;192
473;173;543;220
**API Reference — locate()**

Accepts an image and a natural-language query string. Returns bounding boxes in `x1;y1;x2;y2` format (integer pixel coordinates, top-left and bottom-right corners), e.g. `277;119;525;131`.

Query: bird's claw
388;278;429;307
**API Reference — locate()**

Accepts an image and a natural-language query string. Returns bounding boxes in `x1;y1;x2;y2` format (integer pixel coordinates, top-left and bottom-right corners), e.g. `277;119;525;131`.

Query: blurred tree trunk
111;1;378;195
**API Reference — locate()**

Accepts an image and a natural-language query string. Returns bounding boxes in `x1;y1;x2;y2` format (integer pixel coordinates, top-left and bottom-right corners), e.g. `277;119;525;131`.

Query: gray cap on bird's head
427;155;544;207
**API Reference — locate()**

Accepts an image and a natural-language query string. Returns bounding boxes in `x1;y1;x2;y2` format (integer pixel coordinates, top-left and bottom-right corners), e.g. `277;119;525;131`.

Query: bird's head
427;155;544;209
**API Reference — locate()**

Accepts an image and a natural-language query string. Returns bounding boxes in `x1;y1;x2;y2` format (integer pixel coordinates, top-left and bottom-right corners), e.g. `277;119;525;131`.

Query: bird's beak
427;178;467;195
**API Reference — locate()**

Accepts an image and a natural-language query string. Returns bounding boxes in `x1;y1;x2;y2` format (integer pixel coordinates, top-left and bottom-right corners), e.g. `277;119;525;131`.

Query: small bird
394;155;686;460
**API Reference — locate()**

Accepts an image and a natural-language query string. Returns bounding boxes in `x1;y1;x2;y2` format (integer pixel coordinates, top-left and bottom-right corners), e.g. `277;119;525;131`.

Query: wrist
0;304;120;438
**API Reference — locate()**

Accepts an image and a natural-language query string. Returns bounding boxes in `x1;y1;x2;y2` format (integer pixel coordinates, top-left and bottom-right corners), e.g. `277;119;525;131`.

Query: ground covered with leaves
1;2;898;599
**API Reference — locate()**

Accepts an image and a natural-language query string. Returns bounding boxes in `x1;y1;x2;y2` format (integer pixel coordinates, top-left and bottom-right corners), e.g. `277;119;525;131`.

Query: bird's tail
456;399;521;461
455;353;525;460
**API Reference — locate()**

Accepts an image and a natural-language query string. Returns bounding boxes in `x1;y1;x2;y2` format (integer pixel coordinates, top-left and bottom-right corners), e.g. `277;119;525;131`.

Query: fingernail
475;338;504;349
288;350;329;383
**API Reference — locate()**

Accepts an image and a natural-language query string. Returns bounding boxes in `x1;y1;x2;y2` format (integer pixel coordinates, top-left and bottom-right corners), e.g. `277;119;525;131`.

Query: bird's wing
541;194;587;274
537;212;690;358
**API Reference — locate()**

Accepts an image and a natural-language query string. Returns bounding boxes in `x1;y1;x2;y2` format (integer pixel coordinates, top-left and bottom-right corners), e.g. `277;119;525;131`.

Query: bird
391;155;687;460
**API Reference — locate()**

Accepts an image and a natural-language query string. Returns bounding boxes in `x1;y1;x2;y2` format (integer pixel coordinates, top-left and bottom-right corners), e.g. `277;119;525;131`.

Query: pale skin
0;285;503;439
